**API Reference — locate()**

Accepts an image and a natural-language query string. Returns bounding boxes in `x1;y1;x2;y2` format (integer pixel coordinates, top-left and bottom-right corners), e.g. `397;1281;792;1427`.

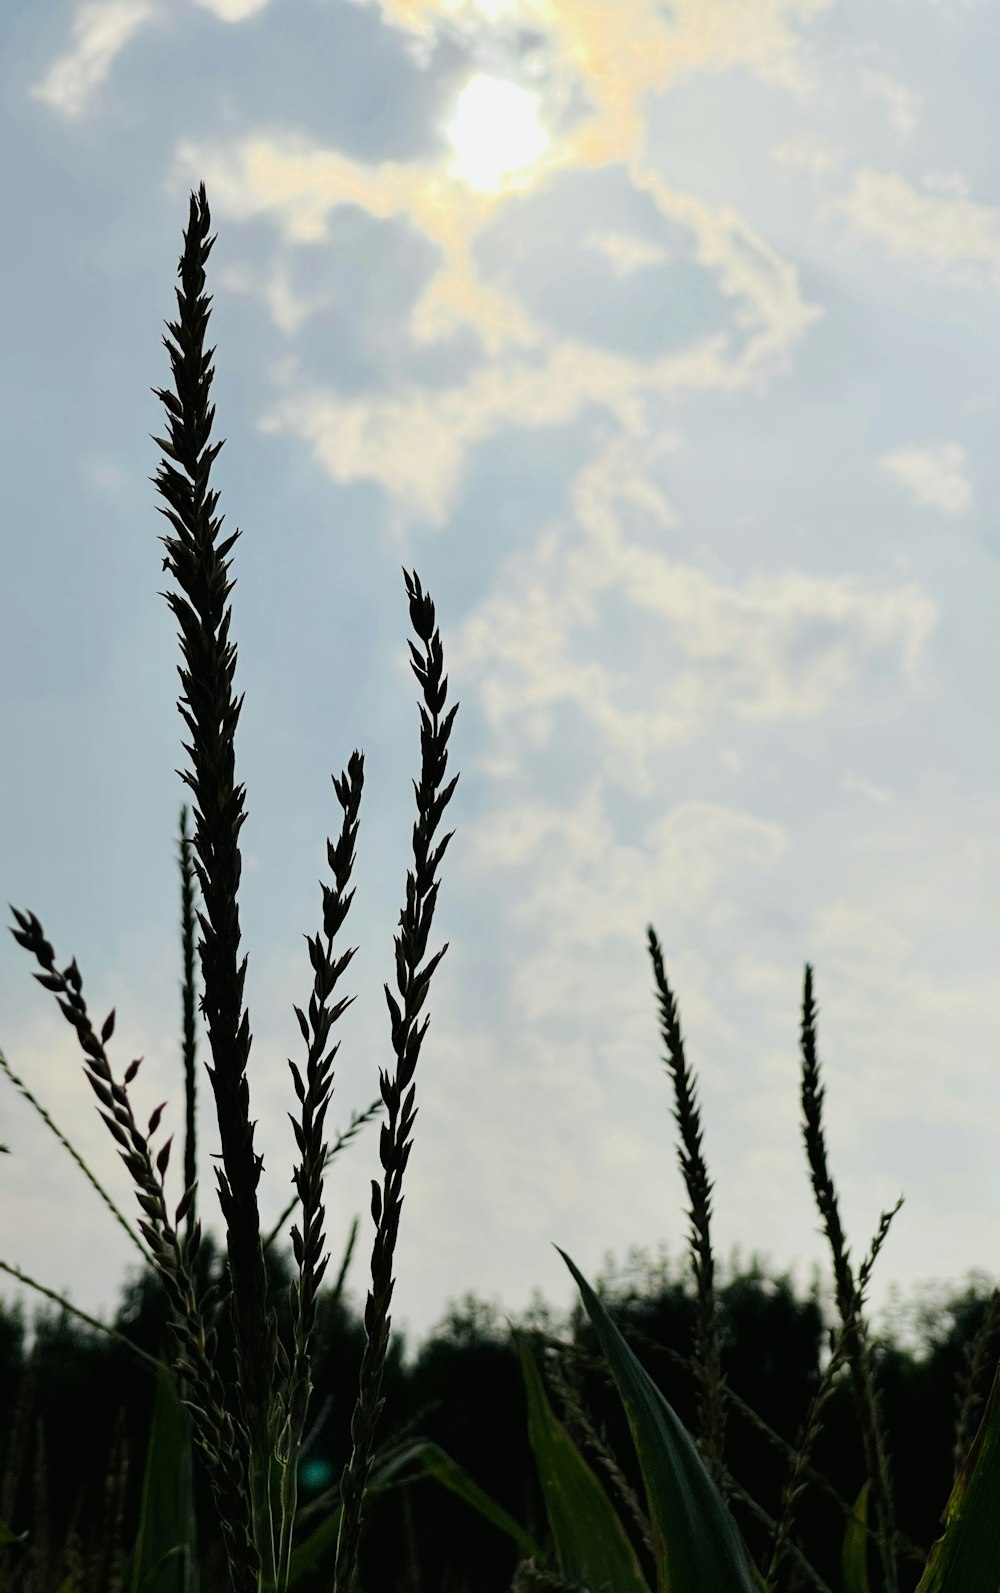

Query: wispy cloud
584;231;669;277
860;67;923;140
170;125;820;524
447;433;940;798
880;441;974;515
829;169;1000;270
29;0;156;117
771;134;844;185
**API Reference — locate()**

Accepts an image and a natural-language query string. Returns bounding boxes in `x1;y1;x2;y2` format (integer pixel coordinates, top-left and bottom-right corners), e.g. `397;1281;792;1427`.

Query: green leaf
0;1522;27;1546
842;1480;872;1593
127;1354;198;1593
287;1437;546;1588
914;1357;1000;1590
510;1325;652;1593
555;1246;762;1593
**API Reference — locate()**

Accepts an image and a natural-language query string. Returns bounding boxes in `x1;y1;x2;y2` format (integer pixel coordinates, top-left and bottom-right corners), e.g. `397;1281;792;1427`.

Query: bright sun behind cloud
444;73;550;193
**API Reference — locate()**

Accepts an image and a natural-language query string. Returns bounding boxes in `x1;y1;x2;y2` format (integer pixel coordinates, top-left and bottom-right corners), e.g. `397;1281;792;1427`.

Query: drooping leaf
127;1354;197;1593
555;1246;763;1593
914;1357;1000;1591
510;1325;652;1593
842;1480;872;1593
287;1437;546;1587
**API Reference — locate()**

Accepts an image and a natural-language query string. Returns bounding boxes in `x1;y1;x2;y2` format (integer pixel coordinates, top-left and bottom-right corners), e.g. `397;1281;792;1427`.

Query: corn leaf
842;1480;872;1593
555;1246;763;1593
510;1325;652;1593
914;1357;1000;1590
287;1437;546;1586
127;1354;198;1593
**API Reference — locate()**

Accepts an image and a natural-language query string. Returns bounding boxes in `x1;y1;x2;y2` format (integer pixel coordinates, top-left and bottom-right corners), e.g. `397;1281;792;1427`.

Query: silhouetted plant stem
647;925;727;1489
179;805;199;1244
800;964;900;1593
151;180;277;1588
332;571;459;1593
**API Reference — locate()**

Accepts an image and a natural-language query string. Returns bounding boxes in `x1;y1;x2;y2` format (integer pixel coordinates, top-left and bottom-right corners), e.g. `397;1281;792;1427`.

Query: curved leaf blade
842;1480;872;1593
510;1326;652;1593
287;1437;546;1587
128;1357;197;1593
555;1246;762;1593
915;1358;1000;1591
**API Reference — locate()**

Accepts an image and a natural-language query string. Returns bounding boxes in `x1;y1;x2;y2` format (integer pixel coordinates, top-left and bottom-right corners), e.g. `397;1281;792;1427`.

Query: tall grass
3;179;1000;1593
7;182;458;1593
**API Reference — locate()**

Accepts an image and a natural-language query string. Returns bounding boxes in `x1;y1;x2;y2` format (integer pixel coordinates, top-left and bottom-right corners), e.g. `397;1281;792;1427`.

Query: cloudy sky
2;0;1000;1373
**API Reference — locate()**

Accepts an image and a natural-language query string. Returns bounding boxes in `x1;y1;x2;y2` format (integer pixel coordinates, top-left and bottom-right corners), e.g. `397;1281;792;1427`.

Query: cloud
445;432;940;798
880;442;974;515
860;67;922;140
192;0;269;16
356;0;834;153
584;232;670;277
29;0;156;117
771;135;843;186
172;127;820;523
828;169;1000;271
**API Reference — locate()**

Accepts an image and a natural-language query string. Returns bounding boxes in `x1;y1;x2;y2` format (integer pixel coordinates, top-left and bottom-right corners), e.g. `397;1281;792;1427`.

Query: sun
444;73;550;194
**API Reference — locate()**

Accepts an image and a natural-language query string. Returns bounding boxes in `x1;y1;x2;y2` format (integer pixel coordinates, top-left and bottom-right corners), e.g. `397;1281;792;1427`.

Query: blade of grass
552;1246;763;1592
126;1336;198;1593
509;1325;652;1593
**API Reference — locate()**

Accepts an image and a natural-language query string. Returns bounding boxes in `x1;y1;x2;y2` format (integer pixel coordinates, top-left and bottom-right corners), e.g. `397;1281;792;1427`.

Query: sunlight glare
444;73;549;193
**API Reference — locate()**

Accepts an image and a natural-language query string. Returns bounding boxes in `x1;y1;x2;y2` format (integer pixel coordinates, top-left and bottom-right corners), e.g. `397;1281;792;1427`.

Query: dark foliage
0;1245;996;1592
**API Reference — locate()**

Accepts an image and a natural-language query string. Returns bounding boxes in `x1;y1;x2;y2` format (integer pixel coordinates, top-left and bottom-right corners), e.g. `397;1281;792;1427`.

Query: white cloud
860;67;922;140
29;0;156;117
880;442;974;516
445;433;940;798
185;118;821;527
840;773;894;805
192;0;269;16
771;135;843;185
921;170;972;199
585;231;669;277
829;169;1000;271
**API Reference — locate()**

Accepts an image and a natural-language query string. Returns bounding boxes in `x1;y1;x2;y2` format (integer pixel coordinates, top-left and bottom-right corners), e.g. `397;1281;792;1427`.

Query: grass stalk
7;910;258;1586
952;1284;1000;1482
180;805;199;1244
151;180;278;1590
0;1047;147;1265
646;925;726;1487
6;181;457;1593
800;963;901;1593
332;568;459;1593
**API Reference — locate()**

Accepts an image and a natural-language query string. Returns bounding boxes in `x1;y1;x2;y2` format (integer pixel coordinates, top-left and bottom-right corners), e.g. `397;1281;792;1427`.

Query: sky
2;0;1000;1376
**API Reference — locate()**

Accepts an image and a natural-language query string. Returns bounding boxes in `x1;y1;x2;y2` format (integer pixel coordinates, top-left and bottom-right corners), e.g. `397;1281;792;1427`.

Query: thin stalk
275;750;367;1590
646;925;727;1488
261;1106;383;1256
179;804;199;1244
0;1262;167;1377
332;570;459;1593
0;1046;146;1264
151;180;276;1589
5;914;257;1586
800;963;900;1593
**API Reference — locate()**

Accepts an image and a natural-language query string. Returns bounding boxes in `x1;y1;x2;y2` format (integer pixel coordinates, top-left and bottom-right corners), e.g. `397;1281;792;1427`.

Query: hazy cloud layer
3;0;1000;1366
